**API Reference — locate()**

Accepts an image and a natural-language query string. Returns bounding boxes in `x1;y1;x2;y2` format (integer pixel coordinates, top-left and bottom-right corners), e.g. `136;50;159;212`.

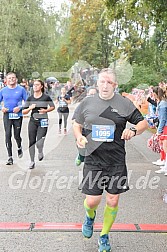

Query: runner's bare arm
121;119;148;140
22;104;36;115
73;120;88;148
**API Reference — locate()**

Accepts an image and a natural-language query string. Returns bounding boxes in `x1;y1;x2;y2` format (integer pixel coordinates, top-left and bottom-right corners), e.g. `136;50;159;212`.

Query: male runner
0;72;27;165
73;68;148;252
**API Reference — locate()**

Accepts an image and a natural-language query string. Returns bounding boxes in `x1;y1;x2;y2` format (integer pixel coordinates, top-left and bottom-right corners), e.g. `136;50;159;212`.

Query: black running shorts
80;163;129;195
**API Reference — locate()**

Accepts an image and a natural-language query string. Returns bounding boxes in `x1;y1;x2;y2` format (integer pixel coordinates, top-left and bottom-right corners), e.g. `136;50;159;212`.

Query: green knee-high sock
84;199;98;219
100;205;118;236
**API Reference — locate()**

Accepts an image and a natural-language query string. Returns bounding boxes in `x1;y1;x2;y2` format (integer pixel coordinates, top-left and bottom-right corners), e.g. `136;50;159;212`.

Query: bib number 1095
95;130;110;137
92;125;115;142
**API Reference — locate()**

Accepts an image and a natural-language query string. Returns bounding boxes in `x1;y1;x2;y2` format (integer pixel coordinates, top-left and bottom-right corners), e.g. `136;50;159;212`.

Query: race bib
40;119;49;128
92;125;115;142
9;113;20;119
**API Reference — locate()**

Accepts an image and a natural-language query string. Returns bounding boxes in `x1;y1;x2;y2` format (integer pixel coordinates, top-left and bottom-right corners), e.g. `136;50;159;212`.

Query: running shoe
6;157;13;165
98;234;111;252
64;129;67;135
29;162;35;169
38;152;44;161
152;159;165;166
18;147;23;158
82;211;96;238
155;168;167;174
75;155;82;166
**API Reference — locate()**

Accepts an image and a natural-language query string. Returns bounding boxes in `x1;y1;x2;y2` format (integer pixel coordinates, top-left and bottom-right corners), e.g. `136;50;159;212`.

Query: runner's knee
106;194;119;207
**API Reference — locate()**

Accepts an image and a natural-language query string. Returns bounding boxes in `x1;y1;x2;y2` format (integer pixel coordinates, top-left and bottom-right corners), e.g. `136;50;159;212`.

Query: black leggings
58;112;69;130
3;113;23;157
28;119;47;162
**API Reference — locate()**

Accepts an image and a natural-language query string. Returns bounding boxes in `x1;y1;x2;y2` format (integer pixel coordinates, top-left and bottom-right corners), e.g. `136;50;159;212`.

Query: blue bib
92;125;115;142
40;119;49;128
8;113;20;119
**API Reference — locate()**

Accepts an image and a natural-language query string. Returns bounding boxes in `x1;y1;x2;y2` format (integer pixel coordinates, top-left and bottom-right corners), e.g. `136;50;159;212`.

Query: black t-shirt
73;93;144;166
57;94;70;106
24;93;55;121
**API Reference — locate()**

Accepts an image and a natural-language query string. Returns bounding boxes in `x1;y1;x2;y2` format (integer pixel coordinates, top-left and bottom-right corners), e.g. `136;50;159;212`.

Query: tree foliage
69;0;115;67
104;0;167;85
0;0;53;79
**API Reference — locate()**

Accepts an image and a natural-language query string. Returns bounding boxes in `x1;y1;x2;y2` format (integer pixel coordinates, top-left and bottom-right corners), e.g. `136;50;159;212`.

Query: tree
69;0;114;67
104;0;167;83
0;0;53;79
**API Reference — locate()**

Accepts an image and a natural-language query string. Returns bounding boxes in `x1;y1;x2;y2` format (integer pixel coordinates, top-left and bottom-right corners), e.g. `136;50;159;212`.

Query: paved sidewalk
0;105;166;252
